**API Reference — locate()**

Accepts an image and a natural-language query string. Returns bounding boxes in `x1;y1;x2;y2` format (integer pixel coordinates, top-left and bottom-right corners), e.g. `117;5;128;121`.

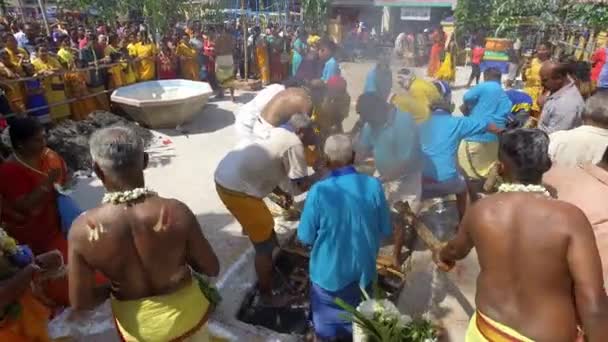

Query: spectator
538;62;584;134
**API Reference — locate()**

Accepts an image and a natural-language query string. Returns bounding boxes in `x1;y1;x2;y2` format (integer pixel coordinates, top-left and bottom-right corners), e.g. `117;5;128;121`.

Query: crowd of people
0;17;341;129
1;14;608;342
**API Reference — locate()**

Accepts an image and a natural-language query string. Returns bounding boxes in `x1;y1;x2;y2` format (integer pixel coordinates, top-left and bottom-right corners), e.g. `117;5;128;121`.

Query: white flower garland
498;183;551;197
102;187;157;205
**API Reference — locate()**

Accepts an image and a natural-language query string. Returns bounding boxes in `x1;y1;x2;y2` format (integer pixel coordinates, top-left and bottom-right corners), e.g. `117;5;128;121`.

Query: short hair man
253;87;314;140
318;38;340;82
69;127;219;341
457;67;512;182
549;91;608;166
538;61;585;134
215;113;320;306
355;93;423;267
437;129;608;341
298;134;391;340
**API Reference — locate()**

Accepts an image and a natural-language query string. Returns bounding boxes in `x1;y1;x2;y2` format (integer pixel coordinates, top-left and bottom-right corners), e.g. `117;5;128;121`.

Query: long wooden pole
37;0;51;36
242;0;248;81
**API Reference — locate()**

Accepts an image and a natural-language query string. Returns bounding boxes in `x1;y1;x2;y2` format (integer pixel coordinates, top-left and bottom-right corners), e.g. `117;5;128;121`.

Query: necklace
102;187;157;205
497;183;551;197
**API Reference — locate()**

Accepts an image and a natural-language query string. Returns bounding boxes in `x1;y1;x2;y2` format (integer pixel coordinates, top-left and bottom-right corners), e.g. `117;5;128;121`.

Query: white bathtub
111;79;213;129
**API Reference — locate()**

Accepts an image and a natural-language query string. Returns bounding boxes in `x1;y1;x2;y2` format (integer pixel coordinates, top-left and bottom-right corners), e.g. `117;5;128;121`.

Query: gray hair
288;113;313;131
324;134;353;165
583;91;608;126
89;126;144;173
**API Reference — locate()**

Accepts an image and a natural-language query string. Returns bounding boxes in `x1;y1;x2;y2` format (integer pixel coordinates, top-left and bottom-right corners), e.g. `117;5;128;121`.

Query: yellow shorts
215;183;274;243
466;311;534;342
458;140;499;180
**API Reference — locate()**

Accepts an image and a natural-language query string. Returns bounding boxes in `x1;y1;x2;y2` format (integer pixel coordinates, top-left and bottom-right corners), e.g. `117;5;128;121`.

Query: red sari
0;148;70;306
427;29;445;77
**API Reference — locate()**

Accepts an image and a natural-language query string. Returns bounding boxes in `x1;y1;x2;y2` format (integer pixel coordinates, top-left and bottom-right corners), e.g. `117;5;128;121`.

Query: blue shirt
419;110;488;182
298;166;392;291
359;109;423;179
462;80;512;143
321;57;340;81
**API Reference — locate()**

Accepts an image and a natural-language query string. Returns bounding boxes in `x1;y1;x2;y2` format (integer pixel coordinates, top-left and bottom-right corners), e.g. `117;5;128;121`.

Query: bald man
538;61;584;134
253;87;314;140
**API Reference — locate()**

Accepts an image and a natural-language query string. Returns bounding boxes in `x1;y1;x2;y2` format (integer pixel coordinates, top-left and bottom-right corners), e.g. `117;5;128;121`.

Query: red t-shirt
472;47;485;65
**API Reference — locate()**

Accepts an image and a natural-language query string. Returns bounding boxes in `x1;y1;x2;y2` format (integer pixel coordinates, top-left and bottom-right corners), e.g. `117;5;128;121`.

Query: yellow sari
31;57;71;121
256;39;270;84
176;42;199;81
104;45;125;89
57;47;74;68
134;43;157;81
435;52;455;82
523;57;543;113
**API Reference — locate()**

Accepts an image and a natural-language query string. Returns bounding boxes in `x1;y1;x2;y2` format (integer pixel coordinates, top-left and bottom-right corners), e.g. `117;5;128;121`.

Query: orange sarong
0;289;51;342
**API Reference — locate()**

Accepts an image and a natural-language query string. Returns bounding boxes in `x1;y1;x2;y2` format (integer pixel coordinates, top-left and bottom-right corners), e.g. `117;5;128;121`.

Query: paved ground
70;62;480;341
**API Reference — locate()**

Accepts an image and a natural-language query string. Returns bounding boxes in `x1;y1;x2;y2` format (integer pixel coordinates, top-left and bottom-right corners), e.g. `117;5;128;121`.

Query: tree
301;0;327;32
454;0;494;37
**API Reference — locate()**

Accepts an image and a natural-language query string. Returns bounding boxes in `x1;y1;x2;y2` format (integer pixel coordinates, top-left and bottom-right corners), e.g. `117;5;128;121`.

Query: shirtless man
69;127;219;341
436;128;608;341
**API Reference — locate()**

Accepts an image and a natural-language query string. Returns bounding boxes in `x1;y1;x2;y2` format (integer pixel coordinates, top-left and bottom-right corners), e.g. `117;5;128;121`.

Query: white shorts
382;172;422;214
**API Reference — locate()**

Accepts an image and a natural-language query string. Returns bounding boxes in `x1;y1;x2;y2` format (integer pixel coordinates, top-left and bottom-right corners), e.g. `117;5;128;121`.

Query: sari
64;71;101;121
0;255;51;342
32;57;71;121
176;42;199;81
255;38;270;84
523;57;543;114
291;38;307;76
134;43;157;81
158;51;178;80
268;36;283;83
104;45;125;89
427;30;445;77
57;47;74;67
0;148;70;306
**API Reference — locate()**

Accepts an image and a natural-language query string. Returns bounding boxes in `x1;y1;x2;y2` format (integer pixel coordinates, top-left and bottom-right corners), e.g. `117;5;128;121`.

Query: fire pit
111;80;213;129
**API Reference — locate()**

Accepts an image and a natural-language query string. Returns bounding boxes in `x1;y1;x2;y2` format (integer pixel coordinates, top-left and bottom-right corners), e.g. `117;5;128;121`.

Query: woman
0;117;70;307
119;37;137;85
267;28;284;83
203;28;219;89
104;33;125;89
523;42;552;117
0;49;26;115
254;30;270;85
427;27;445;77
436;37;456;84
175;33;198;80
291;28;308;76
56;36;75;68
64;58;102;121
158;43;178;80
32;46;71;121
133;31;157;81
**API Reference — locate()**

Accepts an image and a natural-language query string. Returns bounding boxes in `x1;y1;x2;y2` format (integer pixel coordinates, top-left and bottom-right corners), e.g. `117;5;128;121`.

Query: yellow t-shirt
135;43;157;81
392;78;440;123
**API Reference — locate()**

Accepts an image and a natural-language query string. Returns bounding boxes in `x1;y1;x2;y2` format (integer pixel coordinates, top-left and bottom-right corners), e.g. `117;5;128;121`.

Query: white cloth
234;84;285;142
252;115;275;140
215;127;308;198
549;125;608;167
382;171;422;213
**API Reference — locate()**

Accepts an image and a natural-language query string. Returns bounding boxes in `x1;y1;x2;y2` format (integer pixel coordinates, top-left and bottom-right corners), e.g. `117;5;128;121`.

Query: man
419;81;499;217
355;93;423;267
544;146;608;288
466;38;485;88
69;127;219;341
391;68;441;123
437;129;608;341
254;84;322;140
234;82;287;142
215;113;320;306
313;75;350;140
363;60;392;101
318;38;340;82
538;61;584;134
457;68;512;182
299;134;392;340
549;92;608;166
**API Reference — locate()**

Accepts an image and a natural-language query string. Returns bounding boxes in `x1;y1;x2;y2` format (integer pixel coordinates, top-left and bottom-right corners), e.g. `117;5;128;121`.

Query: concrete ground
69;62;480;341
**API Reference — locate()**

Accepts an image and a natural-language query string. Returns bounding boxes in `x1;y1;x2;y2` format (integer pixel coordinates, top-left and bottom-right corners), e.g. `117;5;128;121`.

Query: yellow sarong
466;311;534;342
256;44;270;84
111;280;211;342
457;140;499;180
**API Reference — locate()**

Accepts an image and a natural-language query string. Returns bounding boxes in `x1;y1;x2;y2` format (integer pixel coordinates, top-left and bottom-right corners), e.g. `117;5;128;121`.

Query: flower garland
498;183;551;197
0;227;18;257
102;187;157;205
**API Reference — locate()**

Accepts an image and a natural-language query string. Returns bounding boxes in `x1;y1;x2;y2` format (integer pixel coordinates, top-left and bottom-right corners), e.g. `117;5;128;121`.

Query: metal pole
16;0;26;24
37;0;51;36
242;0;248;81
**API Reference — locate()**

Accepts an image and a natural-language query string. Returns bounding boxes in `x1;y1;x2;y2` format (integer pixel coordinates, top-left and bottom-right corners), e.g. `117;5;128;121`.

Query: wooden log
394;201;444;251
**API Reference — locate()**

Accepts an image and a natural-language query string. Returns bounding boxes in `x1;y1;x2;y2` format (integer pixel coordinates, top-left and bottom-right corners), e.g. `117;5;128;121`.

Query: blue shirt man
358;108;423;180
298;165;392;292
462;77;512;143
364;64;392;100
419;109;489;183
321;56;340;82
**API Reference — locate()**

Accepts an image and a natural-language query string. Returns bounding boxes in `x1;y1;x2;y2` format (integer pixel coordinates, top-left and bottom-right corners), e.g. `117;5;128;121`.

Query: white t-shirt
549;125;608;167
234;84;285;142
215;127;308;198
